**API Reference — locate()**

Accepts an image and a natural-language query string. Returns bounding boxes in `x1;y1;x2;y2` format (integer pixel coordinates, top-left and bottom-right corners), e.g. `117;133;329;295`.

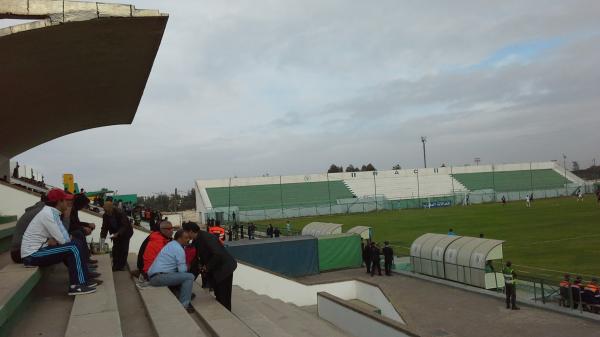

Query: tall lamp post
421;136;427;168
562;154;568;196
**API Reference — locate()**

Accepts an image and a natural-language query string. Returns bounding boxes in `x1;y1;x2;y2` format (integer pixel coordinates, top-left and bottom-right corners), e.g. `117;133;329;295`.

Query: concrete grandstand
195;161;585;223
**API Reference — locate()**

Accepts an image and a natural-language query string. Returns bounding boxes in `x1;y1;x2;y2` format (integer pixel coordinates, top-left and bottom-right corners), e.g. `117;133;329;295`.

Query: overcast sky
8;0;600;194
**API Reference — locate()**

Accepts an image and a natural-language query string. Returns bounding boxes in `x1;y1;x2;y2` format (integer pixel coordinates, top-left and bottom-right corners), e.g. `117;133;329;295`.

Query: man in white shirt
21;188;97;295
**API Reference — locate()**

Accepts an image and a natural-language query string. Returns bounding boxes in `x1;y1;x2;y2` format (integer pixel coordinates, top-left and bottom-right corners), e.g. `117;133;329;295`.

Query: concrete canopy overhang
0;1;168;160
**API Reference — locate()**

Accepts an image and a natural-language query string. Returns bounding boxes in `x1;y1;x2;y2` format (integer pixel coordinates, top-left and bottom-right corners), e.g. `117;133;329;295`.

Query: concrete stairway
231;286;350;337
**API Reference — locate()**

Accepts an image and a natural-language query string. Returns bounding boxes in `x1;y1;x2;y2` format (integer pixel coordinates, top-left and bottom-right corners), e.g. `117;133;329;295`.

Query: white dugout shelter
410;233;505;289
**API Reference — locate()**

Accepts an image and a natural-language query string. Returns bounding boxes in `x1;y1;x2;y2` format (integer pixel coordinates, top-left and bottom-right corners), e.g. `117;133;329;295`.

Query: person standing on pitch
370;242;382;276
382;241;394;276
503;261;519;310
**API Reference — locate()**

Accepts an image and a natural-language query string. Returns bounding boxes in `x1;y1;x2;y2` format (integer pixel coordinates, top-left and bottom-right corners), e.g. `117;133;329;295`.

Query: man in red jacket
142;221;174;275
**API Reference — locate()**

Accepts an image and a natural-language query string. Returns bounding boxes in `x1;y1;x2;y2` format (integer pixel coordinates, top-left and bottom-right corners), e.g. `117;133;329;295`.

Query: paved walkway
297;268;600;337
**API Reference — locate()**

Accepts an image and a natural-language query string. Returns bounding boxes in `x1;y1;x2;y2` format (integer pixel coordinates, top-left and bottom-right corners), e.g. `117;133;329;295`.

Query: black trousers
364;258;371;273
384;259;393;275
505;284;516;308
112;236;131;270
214;274;233;311
371;259;381;276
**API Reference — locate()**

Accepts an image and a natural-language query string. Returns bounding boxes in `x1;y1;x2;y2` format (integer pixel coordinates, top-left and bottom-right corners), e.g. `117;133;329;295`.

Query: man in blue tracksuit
21;188;97;295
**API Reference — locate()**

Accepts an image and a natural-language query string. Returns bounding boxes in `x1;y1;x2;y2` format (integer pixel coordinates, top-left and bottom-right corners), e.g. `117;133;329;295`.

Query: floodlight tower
421;136;427;168
562;153;568;195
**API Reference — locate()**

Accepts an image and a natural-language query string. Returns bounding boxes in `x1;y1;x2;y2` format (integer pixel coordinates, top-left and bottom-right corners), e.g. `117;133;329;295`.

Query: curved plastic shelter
411;233;505;289
443;236;505;289
410;233;445;275
346;226;372;240
301;222;343;237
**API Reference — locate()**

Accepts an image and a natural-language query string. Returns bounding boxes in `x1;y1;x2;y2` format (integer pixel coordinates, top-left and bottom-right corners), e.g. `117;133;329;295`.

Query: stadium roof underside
0;1;168;160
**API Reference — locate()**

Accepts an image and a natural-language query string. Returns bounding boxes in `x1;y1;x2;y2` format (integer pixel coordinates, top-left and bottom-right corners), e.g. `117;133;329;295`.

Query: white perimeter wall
318;295;412;337
233;262;404;324
0;182;148;252
0;183;40;218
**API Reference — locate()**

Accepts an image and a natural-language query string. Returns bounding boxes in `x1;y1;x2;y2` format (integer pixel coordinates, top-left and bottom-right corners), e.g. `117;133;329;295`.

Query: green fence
207;185;583;222
317;234;362;271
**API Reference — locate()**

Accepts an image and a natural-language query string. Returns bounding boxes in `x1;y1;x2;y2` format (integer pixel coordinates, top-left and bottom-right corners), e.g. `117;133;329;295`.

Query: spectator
267;224;274;238
12;162;19;178
247;223;253;240
572;276;584;309
142;221;173;276
189;223;237;311
382;241;394;276
209;221;225;244
448;228;456;236
101;201;133;271
233;223;239;240
148;229;195;313
240;223;245;239
273;227;281;237
21;188;97;295
362;240;371;274
10;195;45;263
370;242;382;276
286;220;291;235
68;193;98;266
501;195;506;205
227;227;233;241
583;278;600;305
559;274;571;307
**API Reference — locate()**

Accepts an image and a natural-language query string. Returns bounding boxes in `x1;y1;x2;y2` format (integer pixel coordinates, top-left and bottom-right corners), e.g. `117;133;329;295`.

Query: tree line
328;163;378;173
137;188;196;212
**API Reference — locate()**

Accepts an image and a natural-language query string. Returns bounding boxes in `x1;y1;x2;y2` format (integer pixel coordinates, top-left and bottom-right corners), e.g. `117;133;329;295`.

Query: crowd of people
136;220;237;312
361;239;394;277
11;188;104;295
8;187;238;313
559;274;600;312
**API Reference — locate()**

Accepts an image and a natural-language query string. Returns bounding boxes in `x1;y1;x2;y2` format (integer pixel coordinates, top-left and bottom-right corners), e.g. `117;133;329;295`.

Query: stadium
1;1;600;337
195;161;588;222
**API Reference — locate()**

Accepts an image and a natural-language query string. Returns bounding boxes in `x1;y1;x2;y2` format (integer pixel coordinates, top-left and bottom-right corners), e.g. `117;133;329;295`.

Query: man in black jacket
101;201;133;271
186;222;237;311
370;242;382;276
362;240;371;274
382;241;394;276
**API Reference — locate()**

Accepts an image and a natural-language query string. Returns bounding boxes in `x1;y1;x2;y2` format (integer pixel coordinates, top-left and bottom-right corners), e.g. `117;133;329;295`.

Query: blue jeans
149;272;195;307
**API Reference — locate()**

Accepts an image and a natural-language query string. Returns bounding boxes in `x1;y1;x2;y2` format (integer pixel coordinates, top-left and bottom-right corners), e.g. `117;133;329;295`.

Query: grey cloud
13;0;600;194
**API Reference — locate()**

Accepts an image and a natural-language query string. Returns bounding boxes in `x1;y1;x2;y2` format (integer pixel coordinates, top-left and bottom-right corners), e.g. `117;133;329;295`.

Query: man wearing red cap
21;188;97;295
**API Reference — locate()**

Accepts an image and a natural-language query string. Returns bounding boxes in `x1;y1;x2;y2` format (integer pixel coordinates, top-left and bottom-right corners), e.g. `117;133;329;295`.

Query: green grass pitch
257;196;600;281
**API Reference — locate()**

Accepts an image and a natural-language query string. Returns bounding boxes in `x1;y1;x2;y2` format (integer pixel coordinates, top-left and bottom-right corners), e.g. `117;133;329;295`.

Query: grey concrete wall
0;156;10;181
317;294;416;337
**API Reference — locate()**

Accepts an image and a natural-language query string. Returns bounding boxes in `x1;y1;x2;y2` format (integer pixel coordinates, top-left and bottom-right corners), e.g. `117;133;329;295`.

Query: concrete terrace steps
232;286;350;337
65;254;122;337
229;289;294;337
0;262;41;331
190;283;257;337
125;254;208;337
